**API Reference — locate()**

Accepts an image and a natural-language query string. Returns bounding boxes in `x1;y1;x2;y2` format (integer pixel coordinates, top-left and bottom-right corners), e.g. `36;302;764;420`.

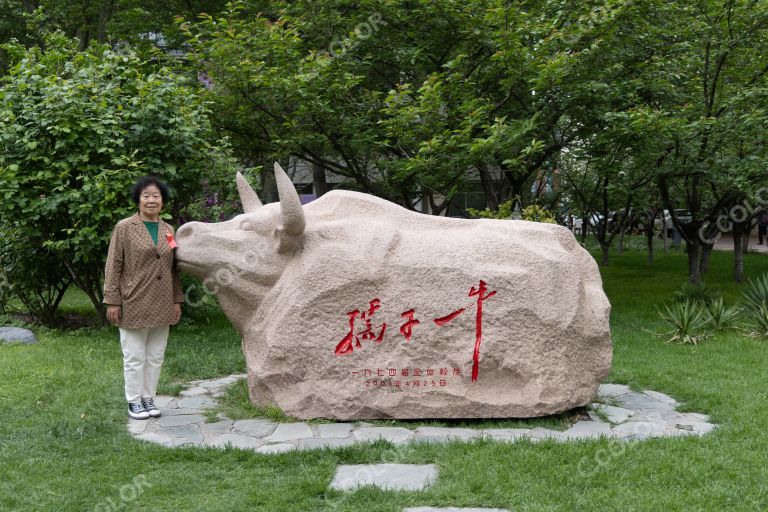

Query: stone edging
127;375;716;453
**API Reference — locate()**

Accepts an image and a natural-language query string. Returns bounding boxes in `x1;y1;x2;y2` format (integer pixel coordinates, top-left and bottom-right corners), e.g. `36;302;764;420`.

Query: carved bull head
175;163;305;333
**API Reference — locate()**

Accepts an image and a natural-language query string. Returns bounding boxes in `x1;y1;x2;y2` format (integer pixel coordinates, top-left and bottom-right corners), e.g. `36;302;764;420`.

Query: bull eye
242;249;259;264
215;266;236;286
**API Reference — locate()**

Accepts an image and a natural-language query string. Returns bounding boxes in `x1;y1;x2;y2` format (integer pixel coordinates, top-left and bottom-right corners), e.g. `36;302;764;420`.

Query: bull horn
236;171;262;213
274;162;306;236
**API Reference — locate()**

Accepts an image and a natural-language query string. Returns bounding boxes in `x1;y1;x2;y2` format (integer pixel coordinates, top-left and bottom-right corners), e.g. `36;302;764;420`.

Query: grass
2;237;768;510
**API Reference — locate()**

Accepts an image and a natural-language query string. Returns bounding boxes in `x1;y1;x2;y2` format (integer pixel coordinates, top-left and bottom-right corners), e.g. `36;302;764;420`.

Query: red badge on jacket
166;232;177;249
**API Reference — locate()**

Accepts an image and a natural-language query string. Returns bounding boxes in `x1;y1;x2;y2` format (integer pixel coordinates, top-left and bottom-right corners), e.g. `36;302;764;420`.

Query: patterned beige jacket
103;213;184;329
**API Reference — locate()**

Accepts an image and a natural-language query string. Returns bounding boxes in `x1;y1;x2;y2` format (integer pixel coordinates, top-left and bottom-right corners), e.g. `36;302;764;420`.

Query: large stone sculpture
175;163;611;420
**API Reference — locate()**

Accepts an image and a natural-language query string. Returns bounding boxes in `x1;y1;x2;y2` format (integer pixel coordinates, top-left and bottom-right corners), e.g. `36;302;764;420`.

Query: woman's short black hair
131;176;171;205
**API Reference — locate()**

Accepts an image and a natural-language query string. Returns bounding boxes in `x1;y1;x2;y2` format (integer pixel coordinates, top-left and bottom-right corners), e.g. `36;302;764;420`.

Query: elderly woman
103;176;183;420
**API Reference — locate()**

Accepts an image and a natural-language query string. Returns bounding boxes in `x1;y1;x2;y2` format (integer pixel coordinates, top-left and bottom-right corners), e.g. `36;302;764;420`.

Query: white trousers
119;325;169;403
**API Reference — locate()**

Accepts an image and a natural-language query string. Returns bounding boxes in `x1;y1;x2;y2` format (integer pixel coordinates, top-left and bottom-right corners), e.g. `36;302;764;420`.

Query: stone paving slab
354;426;414;444
127;376;717;453
591;404;634;424
0;327;37;344
262;423;313;443
330;464;437;491
562;420;612;440
481;429;530;441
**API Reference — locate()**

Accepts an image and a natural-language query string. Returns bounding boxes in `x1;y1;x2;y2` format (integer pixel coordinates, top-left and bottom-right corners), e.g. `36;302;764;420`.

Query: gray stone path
0;327;37;344
128;375;717;451
330;464;438;491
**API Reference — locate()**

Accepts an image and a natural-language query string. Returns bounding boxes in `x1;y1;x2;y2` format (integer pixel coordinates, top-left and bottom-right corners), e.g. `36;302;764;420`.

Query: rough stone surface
527;427;564;441
177;397;218;409
262;423;314;443
210;433;264;450
158;424;203;444
299;437;357;450
330;464;437;491
0;327;37;344
256;443;295;454
175;163;612;420
126;377;718;453
415;427;478;441
316;423;354;438
232;419;277;438
592;404;634;424
156;414;205;428
481;429;530;441
562;420;612;440
597;383;631;398
353;427;414;444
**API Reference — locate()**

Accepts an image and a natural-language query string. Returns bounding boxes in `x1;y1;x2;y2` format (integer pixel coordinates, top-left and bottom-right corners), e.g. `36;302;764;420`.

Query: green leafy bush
468;198;556;223
657;300;710;345
673;282;716;307
0;33;236;323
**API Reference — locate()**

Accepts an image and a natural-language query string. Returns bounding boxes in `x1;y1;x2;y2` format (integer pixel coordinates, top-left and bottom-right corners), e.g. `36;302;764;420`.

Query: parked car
653;209;691;242
570;213;604;235
654;209;692;231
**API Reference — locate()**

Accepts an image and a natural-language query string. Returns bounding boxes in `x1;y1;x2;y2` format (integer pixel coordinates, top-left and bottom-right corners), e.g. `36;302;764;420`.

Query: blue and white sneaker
141;397;161;418
128;402;150;420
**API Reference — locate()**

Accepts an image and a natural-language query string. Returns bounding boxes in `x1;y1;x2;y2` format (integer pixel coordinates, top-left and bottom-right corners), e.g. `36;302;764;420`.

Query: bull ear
274;162;306;236
236;171;262;213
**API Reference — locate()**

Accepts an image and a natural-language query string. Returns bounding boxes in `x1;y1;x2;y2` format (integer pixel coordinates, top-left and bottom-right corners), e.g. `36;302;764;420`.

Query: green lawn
2;243;768;511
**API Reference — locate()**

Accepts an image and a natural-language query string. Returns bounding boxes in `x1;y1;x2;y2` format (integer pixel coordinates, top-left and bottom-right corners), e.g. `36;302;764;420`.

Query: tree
0;33;235;324
182;0;644;213
602;0;768;283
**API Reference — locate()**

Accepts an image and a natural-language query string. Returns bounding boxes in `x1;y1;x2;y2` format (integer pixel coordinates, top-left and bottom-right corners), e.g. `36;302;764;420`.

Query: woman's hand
172;303;182;325
106;305;121;324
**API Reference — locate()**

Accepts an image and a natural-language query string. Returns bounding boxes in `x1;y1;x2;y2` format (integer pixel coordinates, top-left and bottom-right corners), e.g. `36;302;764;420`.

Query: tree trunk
600;246;610;266
312;162;329;197
700;243;713;274
580;216;588;244
733;222;745;283
478;163;500;211
260;163;278;203
686;240;702;284
662;216;669;253
646;227;654;264
743;224;752;253
618;228;625;255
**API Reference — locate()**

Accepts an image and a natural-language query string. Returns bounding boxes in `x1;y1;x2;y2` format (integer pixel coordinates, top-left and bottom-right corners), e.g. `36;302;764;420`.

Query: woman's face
139;185;163;218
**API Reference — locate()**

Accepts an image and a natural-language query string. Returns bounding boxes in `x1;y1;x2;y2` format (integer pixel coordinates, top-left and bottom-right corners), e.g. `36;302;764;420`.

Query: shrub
657;300;710;345
468;198;556;223
673;282;716;307
742;273;768;312
0;33;236;322
747;304;768;338
705;297;740;331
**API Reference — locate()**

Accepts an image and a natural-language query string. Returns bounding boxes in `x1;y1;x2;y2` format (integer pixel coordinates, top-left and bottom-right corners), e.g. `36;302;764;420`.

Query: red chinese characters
334;299;387;356
399;309;420;342
433;280;496;382
334;280;497;383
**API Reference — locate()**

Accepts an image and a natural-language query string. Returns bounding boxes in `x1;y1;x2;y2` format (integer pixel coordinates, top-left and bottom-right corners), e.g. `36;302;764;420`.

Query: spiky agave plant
657;300;710;345
747;304;768;338
705;297;741;331
742;273;768;312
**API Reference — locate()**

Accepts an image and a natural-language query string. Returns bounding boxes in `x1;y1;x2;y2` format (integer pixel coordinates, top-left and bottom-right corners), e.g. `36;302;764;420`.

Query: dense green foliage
0;33;236;323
